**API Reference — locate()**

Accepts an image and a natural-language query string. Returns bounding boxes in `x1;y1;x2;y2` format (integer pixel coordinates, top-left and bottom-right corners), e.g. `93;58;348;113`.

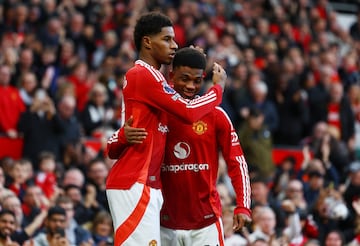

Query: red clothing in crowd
35;172;57;199
106;60;223;190
67;75;92;113
0;85;26;133
160;107;251;229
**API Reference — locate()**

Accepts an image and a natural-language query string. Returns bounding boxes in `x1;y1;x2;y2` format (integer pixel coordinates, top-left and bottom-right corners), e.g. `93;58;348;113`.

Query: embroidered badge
149;240;158;246
192;121;207;135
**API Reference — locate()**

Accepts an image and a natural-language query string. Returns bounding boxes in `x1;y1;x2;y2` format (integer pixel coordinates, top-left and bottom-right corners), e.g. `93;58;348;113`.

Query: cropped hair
0;209;16;219
172;47;206;70
134;12;173;51
47;205;66;218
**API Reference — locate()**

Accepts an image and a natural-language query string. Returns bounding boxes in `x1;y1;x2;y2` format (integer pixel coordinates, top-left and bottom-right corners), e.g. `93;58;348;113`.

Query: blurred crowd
1;0;360;245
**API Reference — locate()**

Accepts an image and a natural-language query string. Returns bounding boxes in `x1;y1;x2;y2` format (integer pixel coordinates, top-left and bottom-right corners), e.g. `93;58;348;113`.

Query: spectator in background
92;30;119;69
0;209;20;246
21;183;49;226
18;72;38;108
238;107;275;180
35;151;58;200
248;206;281;244
56;94;83;169
12;48;37;87
1;194;47;245
272;56;309;146
66;61;95;113
65;12;88;62
85;158;109;211
7;159;29;201
37;16;62;50
326;82;355;158
88;210;114;246
62;167;85;189
55;195;93;246
81;82;115;139
324;230;346;246
350;9;360;41
0;166;14;202
343;161;360;234
32;205;70;246
0;64;26;138
250;177;286;233
57;39;80;77
64;184;100;226
17;89;64;167
37;47;59;98
272;156;297;201
239;80;279;134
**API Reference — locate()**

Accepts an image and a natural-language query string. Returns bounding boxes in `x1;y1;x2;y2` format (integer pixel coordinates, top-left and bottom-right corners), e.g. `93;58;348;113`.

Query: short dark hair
134;12;173;51
172;47;206;70
0;209;16;219
47;206;66;218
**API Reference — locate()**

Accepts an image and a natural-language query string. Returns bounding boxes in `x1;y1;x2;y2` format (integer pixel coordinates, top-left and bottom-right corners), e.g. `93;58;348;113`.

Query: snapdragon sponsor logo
161;163;209;173
174;142;190;159
158;123;169;134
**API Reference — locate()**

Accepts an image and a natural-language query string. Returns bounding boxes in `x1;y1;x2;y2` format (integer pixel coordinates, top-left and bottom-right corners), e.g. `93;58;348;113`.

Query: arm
134;62;226;124
216;107;252;230
106;116;147;159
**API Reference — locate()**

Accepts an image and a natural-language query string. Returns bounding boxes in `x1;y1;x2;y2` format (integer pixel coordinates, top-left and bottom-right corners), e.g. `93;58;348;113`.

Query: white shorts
106;182;163;245
160;217;225;246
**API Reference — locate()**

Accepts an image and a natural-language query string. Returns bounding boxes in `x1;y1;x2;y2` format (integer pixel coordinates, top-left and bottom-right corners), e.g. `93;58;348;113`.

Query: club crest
192;121;207;135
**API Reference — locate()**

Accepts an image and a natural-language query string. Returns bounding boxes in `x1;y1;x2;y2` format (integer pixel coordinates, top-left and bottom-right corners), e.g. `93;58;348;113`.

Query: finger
233;215;241;230
125;115;134;127
127;129;147;137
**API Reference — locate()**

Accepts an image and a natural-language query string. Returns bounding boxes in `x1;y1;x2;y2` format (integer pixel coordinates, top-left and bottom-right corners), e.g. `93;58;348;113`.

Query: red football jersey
106;60;223;190
160;107;251;229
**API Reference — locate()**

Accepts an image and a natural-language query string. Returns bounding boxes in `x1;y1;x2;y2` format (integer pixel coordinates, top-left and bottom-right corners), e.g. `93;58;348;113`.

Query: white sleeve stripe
147;66;164;81
186;91;216;104
186;97;217;108
237;155;251;208
178;92;218;108
136;60;164;82
216;107;235;130
136;60;219;107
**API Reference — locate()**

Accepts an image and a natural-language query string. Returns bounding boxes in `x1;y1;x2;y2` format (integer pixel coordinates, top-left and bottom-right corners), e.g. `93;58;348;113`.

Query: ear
143;36;151;50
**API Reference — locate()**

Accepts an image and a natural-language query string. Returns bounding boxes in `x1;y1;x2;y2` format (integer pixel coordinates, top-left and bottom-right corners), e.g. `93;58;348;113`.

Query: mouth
182;91;195;99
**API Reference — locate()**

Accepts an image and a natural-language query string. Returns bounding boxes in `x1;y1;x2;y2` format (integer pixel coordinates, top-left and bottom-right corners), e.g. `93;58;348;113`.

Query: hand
212;63;227;91
4;235;20;246
6;129;18;139
124;116;147;144
189;45;205;56
281;199;296;213
79;239;95;246
233;213;252;231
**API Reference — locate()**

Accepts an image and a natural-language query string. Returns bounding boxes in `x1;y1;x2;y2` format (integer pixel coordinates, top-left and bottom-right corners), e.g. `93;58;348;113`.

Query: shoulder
127;60;165;83
215;107;233;124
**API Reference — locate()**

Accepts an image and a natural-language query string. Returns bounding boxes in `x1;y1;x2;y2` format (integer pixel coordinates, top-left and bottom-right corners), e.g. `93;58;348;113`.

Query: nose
171;39;178;50
186;81;196;90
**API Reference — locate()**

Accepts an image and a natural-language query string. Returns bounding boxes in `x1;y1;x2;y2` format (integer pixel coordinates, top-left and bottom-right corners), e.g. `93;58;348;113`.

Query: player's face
171;66;204;99
148;27;178;67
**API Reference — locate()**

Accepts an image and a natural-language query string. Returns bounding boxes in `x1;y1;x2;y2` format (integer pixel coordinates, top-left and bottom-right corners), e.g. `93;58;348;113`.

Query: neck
139;53;160;70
